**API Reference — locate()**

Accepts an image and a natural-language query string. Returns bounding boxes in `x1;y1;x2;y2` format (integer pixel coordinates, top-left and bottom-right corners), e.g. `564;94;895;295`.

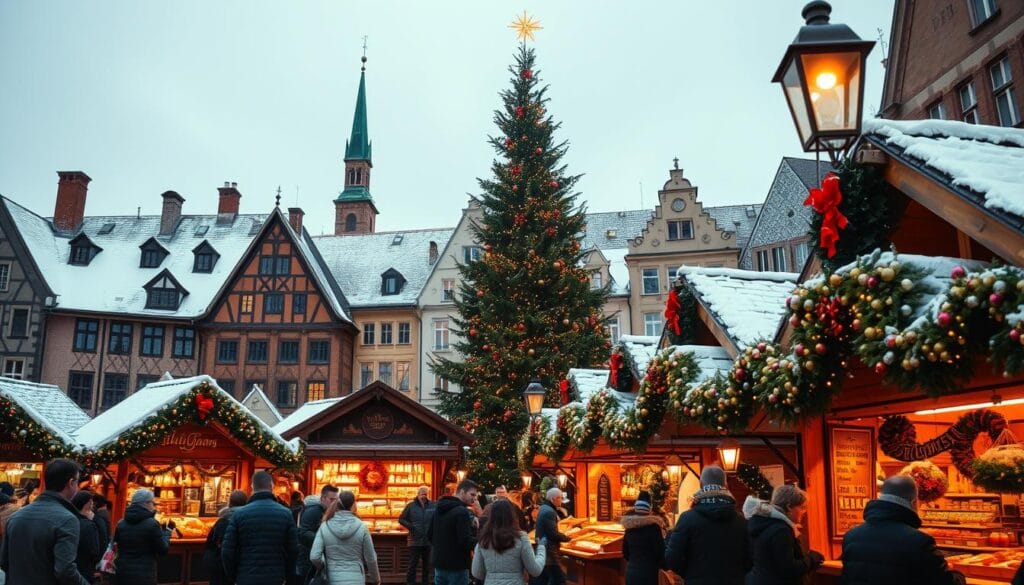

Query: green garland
0;396;78;460
648;473;670;513
664;285;698;346
737;463;774;500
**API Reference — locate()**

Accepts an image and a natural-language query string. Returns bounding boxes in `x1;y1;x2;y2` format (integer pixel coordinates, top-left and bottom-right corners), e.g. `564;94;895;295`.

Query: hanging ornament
516;106;525;119
664;291;682;336
505;137;514;149
510;164;522;176
535;147;543;154
803;172;849;258
522;68;533;80
550;180;559;189
546;227;556;237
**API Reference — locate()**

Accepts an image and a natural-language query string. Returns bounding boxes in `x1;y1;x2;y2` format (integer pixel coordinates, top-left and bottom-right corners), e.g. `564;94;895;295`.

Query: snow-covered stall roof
679;266;798;350
0;377;91;445
617;335;661;378
567;369;609;403
673;345;735;383
312;228;454;307
862;118;1024;224
273;396;348;437
240;384;283;426
73;375;300;454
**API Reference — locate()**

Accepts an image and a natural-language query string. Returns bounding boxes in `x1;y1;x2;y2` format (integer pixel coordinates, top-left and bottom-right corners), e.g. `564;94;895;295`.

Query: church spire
335;43;379;235
344;44;371;163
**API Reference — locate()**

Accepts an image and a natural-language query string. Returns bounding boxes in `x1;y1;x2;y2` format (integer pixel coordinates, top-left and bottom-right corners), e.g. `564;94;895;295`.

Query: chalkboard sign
828;425;876;538
597;474;612;521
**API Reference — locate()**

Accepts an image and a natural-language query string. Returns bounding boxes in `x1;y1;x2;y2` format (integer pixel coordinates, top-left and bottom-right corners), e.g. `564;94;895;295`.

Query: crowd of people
1;458;1019;585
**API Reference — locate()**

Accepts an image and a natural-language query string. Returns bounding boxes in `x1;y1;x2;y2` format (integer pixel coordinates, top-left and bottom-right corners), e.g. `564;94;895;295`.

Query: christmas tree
432;45;610;489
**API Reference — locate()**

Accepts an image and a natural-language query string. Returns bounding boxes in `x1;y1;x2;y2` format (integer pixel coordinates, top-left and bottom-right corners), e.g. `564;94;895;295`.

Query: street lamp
771;0;875;162
717;438;742;473
521;473;533;489
456;469;468;483
523;380;546;418
556;472;568;490
91;472;103;486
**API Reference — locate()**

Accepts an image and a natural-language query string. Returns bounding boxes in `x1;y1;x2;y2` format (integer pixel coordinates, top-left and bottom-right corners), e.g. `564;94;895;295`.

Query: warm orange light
521;473;533;489
456;469;468;482
717;439;742;473
557;473;568;489
315;468;325;482
816;71;837;89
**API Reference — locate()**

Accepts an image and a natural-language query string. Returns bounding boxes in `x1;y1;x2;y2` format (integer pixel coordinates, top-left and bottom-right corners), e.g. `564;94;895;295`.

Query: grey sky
0;1;893;236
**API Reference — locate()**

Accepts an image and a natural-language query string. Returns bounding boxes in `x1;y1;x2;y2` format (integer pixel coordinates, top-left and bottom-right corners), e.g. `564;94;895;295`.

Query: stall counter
816;560;1012;585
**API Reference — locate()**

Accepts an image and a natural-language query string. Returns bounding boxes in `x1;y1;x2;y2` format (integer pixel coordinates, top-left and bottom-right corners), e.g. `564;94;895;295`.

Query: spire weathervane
509;11;542;42
361;35;368;71
275;186;282;208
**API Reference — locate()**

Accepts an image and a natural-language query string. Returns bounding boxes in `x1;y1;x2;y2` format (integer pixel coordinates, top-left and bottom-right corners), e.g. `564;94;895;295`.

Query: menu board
597;474;612;521
829;425;875;538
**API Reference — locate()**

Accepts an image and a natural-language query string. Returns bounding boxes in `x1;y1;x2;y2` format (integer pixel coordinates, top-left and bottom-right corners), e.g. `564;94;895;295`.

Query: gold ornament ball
880;267;896;282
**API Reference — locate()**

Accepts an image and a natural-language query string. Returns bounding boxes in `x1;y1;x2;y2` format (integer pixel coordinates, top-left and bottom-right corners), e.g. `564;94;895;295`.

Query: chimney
217;181;241;224
288;207;305;234
428;241;439;265
54;171;92;232
160;191;185;235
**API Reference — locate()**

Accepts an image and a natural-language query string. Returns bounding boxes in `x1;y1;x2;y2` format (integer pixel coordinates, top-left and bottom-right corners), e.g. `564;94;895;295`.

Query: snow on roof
581;210;654;250
273;395;348;437
74;375;299;453
312;228;455;307
240;384;283;425
617;335;661;377
670;345;735;383
0;377;91;445
602;248;630;294
567;368;609;403
3;198;267;318
680;266;798;350
863;118;1024;220
706;204;763;248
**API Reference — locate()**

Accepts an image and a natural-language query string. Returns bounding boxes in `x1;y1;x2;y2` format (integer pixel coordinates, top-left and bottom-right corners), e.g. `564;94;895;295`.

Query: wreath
359;462;389;492
879;410;1006;477
973;445;1024;493
900;461;948;503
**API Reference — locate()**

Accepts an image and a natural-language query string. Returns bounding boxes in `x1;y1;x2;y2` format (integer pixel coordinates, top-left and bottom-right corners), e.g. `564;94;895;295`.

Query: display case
920;493;1022;550
946;550;1024;582
313;460;431;533
563;523;625;559
128;462;238;540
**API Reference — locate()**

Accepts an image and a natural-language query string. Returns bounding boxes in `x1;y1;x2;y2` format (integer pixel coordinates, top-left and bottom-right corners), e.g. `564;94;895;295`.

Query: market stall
74;375;302;585
274;380;473;584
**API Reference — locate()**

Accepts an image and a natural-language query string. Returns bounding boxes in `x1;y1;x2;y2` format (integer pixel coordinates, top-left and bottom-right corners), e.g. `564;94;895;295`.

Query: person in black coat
91;493;111;552
744;485;824;585
221;471;299;585
204;490;248;585
428;479;480;584
296;484;338;584
841;475;966;585
70;491;102;584
664;466;751;585
114;489;173;585
620;491;665;585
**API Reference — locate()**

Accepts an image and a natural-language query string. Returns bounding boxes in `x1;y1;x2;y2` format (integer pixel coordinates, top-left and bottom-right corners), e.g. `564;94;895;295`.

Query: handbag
307;566;328;585
98;542;117;574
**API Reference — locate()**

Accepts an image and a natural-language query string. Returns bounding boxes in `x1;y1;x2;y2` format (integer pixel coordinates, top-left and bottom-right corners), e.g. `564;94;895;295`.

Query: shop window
172;327;194;358
140;463;236;534
73;319;99;352
136;375;160;391
217;340;238;364
990;56;1020;127
433;319;450;351
2;358;25;380
141;325;165;357
7;308;29;339
396;362;410;391
667;219;694;241
442;279;456;302
960;81;980;124
108;322;133;354
278;340;299;364
643;312;662;337
397;322;411;345
378;362;393;386
293;293;307;315
306;381;326;402
67;371;93;409
101;373;128;410
380;323;393;345
264;294;284;315
240;294;255;314
359;363;373;388
276;381;297;408
0;262;9;291
308;340;330;364
642;268;660;295
606;317;621;344
247;340;268;363
362;323;375;345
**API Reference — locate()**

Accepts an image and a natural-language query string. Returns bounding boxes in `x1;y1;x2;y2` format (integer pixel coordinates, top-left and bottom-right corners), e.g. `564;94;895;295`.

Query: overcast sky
0;1;894;236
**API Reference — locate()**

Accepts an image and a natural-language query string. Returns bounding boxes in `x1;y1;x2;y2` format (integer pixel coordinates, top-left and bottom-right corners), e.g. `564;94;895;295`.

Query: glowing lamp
716;438;742;473
523;380;546;418
665;454;683;482
522;473;533;489
91;472;103;486
315;468;325;482
456;469;468;483
556;472;568;490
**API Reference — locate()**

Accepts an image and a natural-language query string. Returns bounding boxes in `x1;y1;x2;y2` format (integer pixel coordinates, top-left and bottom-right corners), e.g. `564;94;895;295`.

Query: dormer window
381;268;406;296
139;238;169;269
192;241;220;273
68;234;102;266
144;270;188;311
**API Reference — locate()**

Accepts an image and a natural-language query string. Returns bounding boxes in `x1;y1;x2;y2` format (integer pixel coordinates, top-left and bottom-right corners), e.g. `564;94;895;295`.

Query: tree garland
664;285;698;346
736;463;774;500
0;396;78;460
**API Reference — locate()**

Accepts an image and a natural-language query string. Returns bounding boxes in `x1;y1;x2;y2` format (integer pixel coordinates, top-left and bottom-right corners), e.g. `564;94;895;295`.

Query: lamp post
523;379;546;419
772;0;875;163
717;438;742;473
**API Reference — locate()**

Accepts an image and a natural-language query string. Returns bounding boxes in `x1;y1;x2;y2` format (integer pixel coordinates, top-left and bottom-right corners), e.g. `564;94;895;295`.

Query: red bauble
951;265;967;279
512;185;518;192
867;276;879;288
469;328;478;337
482;344;490;351
491;351;500;360
522;69;533;79
875;362;887;375
546;227;556;237
476;290;485;297
487;462;496;470
511;164;522;175
515;106;525;119
937;312;952;327
550;180;559;188
473;400;482;409
535;147;542;154
1011;329;1022;342
505;138;513;149
815;343;827;355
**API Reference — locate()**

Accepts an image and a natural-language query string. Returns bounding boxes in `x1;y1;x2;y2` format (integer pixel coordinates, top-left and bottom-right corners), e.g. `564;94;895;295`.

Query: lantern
315;467;325;482
522;473;533;489
456;469;467;483
556;472;568;489
665;454;683;483
523;380;546;418
717;438;742;473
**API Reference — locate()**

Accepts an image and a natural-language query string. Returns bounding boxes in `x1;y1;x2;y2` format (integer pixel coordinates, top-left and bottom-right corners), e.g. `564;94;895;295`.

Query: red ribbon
803;172;848;258
195;393;215;421
664;291;682;336
610;352;623;387
559;380;570;406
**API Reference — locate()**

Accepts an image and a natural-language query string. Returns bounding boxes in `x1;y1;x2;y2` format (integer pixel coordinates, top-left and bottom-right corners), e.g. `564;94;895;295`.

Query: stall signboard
0;439;37;462
144;424;242;460
828;425;876;538
310;403;443;445
597;474;612;522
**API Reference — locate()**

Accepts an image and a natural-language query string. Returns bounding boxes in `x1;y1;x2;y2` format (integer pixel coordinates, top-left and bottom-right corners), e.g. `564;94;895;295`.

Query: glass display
127;462;237;540
313;460;431;533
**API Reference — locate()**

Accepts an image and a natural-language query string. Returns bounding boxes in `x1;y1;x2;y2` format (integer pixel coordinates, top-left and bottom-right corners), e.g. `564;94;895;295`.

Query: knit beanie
634;490;652;512
700;465;726;488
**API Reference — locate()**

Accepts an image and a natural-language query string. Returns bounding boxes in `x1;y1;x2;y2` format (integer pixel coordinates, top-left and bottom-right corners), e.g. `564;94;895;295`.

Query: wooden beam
956;229;973;260
695;303;739;358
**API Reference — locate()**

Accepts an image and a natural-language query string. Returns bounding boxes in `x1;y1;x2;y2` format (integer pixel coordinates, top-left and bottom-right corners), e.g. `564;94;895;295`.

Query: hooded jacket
221;491;299;585
113;503;171;585
296;494;325;577
744;497;820;585
309;510;380;585
429;495;476;570
471;532;546;585
621;511;666;585
0;491;90;585
204;506;238;585
841;499;965;585
74;514;102;584
664;486;750;585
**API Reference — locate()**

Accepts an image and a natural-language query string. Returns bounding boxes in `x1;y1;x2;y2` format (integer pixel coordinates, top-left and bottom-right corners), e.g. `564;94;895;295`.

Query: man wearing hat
530;488;571;585
621;491;666;585
665;465;750;585
113;488;173;584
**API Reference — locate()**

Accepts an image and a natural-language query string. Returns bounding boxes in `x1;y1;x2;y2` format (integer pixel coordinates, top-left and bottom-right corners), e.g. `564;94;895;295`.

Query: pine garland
737;463;774;500
0;396;78;460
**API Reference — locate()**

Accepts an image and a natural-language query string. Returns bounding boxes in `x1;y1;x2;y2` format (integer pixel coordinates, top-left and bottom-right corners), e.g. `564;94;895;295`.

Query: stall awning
0;377;91;459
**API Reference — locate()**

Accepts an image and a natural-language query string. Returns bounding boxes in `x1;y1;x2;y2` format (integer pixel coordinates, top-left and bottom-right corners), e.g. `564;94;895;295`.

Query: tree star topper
509;11;542;41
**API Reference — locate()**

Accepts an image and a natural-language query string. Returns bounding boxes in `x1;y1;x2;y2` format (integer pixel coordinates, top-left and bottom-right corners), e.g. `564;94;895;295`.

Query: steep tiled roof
312;228;454;307
705;204;763;248
0;377;91;445
783;157;835;190
581;210;653;250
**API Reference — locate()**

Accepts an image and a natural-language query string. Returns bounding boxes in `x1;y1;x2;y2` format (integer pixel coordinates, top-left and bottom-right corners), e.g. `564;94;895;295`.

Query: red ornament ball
522;69;533;79
469;328;478;337
815;343;827;355
546;227;556;237
875;362;887;375
487;462;496;470
473;400;482;410
1011;329;1022;342
550;180;559;189
937;312;952;327
515;106;525;119
512;185;518;192
951;265;967;279
535;147;543;154
505;138;513;149
476;290;485;298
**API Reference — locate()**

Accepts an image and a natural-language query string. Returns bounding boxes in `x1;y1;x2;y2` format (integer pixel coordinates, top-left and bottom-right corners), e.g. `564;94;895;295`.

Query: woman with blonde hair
745;484;824;585
310;490;380;585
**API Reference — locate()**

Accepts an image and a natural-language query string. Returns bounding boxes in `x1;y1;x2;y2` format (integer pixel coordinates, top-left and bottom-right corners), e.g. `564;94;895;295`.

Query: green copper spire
344;57;371;163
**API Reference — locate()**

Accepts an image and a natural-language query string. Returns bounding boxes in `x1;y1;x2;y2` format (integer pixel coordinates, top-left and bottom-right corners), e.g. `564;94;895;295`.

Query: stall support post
800;416;832;558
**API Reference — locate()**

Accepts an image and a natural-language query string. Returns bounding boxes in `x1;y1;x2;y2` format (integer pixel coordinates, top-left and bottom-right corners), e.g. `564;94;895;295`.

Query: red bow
610;353;624;387
803;172;848;258
559;380;570;406
816;296;845;338
664;291;683;336
195;393;215;421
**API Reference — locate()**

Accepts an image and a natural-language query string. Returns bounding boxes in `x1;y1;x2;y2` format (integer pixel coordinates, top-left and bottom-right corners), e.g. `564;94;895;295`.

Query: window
0;263;9;291
345;213;357;232
362;323;376;345
756;249;770;271
70;244;93;265
433;374;449;392
140;248;163;268
433;319;450;351
959;82;979;124
278;340;299;364
67;372;93;410
141;325;164;357
380;323;393;344
606;317;621;344
442;279;456;302
146;287;179;310
396;362;410;391
217;340;239;364
990;56;1020;127
771;246;788;271
276;381;297;408
259;256;274;275
927;101;947;120
969;0;998;27
218;379;236;397
275;256;290;276
666;267;679;285
193;252;214;273
73;319;99;352
172;327;194;358
643;312;662;337
8;308;29;338
642;268;660;295
360;363;373;388
793;241;811;270
308;340;330;364
397;322;411;345
108;322;132;354
136;375;160;391
463;246;483;264
667;219;694;241
2;358;25;380
101;373;128;409
306;381;326;402
240;294;254;314
378;362;393;386
247;340;268;363
590;271;603;289
245;380;266;394
383;275;399;295
293;293;307;315
264;293;284;314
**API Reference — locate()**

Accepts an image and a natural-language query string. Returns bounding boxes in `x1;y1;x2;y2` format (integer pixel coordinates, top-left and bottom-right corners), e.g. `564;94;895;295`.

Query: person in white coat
471;500;546;585
310;490;381;585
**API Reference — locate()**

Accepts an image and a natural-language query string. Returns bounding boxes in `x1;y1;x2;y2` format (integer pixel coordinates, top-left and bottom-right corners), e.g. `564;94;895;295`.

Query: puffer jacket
309;510;379;585
621;511;666;585
221;491;298;585
429;496;476;570
534;500;570;567
296;495;324;578
471;532;546;585
745;497;821;585
113;503;171;585
664;486;751;585
0;491;90;585
399;497;434;546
